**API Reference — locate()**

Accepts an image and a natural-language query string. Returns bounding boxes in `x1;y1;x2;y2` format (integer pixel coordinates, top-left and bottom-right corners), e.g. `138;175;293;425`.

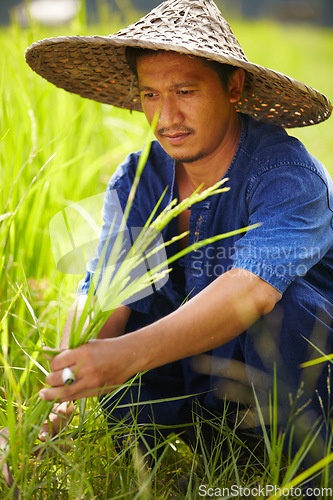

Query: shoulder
240;114;313;168
238;114;333;200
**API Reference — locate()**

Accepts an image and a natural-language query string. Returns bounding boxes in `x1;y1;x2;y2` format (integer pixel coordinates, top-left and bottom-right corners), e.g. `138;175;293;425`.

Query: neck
176;112;242;193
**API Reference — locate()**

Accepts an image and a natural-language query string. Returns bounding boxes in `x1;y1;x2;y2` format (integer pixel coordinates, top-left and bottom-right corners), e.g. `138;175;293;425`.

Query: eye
177;90;193;96
142;92;157;100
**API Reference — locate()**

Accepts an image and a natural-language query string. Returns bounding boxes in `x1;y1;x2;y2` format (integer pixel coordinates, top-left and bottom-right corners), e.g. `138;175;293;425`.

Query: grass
1;2;333;498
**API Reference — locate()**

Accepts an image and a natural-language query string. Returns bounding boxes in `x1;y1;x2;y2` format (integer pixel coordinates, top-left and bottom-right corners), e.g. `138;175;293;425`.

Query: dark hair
125;47;239;91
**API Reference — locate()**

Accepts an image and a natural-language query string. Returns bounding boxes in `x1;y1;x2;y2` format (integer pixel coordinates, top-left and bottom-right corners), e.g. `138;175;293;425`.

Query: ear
228;69;245;103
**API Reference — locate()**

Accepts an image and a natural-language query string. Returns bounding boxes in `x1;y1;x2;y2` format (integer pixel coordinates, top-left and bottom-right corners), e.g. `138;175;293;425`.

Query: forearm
124;269;281;374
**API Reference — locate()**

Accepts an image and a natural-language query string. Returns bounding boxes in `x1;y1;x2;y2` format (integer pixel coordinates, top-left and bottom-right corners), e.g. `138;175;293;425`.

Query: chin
170;152;206;164
163;146;206;164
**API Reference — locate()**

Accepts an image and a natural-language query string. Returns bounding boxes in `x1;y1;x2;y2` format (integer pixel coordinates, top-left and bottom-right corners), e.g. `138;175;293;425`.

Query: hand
39;337;143;403
38;401;75;441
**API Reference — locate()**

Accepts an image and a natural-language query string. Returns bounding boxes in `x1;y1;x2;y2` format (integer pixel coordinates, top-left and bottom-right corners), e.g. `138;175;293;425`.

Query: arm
40;268;281;402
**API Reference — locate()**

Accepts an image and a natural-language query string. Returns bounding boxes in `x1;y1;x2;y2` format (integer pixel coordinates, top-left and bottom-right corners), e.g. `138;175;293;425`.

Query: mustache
158;126;195;136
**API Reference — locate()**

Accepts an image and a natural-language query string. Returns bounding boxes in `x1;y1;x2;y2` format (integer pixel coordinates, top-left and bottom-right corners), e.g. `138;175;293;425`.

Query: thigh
242;279;333;410
240;279;333;464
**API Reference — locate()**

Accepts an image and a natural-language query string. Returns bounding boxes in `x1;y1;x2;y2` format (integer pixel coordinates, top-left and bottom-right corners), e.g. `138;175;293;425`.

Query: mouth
160;131;192;145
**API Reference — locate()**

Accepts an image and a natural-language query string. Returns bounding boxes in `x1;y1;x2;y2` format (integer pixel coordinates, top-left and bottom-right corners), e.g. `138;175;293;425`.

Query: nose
158;95;183;129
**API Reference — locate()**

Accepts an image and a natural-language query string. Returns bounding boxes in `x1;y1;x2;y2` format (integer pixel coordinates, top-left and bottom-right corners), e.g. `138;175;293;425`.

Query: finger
38;415;62;441
45;366;78;388
39;385;76;402
49;347;85;372
50;402;74;418
38;424;51;441
40;375;87;401
39;380;113;403
38;402;75;441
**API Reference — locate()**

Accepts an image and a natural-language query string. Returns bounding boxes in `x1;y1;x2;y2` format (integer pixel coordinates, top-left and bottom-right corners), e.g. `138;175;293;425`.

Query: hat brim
25;34;332;128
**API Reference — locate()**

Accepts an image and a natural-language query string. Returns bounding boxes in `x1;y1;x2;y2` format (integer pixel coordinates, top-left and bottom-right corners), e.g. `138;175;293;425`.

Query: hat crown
112;0;248;63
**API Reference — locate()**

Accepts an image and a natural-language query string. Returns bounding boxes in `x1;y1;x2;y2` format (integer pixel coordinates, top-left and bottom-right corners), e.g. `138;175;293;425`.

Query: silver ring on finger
62;367;76;386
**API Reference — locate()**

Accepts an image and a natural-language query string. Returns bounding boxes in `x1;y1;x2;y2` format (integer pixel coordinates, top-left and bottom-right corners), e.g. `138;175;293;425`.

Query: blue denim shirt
78;114;333;315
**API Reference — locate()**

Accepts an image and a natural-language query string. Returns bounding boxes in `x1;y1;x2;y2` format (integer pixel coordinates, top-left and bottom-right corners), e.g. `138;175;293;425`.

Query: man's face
136;52;239;164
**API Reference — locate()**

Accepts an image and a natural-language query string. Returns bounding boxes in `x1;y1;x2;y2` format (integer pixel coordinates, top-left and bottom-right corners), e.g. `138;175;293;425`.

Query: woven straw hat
25;0;331;128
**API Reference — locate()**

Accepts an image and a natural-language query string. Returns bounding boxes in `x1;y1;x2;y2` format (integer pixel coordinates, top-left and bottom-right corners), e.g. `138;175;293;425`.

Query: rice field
1;2;333;498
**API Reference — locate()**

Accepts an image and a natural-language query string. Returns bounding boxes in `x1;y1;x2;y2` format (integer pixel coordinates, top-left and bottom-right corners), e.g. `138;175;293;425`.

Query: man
26;0;333;469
